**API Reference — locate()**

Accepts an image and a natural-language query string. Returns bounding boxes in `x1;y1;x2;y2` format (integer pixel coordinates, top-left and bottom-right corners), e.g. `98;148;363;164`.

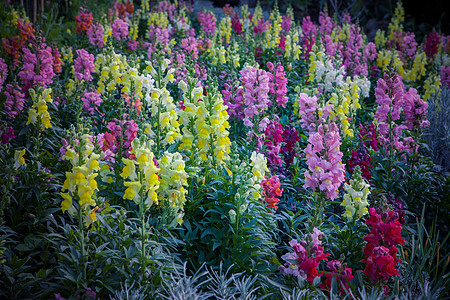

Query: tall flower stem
139;171;147;282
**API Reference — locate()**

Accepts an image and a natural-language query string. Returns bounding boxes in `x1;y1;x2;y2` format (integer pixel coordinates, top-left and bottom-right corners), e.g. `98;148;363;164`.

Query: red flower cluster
424;32;440;59
2;19;35;69
260;175;283;211
361;208;405;290
261;120;299;174
75;8;93;34
319;260;353;295
113;1;134;19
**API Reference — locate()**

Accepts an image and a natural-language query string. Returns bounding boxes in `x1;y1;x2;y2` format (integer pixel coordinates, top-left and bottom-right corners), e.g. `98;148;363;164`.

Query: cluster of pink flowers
253;18;269;36
279;228;330;283
260;175;283;211
75;8;93;34
112;19;129;40
267;62;288;107
319;260;353;295
74;49;95;82
361;207;405;294
87;23;104;48
18;43;55;90
374;73;429;153
297;93;332;132
374;73;407;151
0;58;8;92
301;16;317;59
0;126;15;144
234;67;272;127
304;122;345;200
81;91;102;115
403;88;429;131
394;31;418;62
197;11;216;37
4;84;25;119
441;65;450;89
223;63;289;127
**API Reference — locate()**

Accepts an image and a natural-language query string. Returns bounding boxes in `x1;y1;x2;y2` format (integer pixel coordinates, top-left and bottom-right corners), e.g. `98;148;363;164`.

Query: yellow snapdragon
27;87;53;129
341;166;370;220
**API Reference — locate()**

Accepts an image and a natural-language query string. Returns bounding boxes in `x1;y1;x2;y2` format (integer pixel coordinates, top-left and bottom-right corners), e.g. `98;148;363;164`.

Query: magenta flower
18;43;55;89
0;58;7;93
197;11;216;36
81;91;102;115
112;19;129;40
4;84;25;119
304;122;345;200
74;49;95;82
87;23;104;48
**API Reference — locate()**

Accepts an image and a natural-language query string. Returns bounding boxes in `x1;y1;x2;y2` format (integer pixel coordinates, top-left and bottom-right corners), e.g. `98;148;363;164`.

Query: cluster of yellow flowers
376;49;404;75
285;29;301;61
143;60;180;148
248;151;269;200
95;48;142;98
328;81;361;138
196;86;231;165
27;87;52;130
158;151;188;224
121;139;160;209
341;166;370;220
265;9;282;49
61;133;100;225
207;35;226;66
387;1;405;41
219;16;232;45
178;78;203;153
403;50;427;82
147;11;169;31
422;74;441;102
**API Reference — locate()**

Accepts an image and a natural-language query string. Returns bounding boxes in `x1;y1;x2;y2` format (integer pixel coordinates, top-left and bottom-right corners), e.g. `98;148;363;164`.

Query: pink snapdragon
267;62;288;107
304;122;345;200
374;73;407;150
81;91;102;115
281;16;291;35
318;11;334;35
18;43;55;90
402;88;429;130
253;18;269;35
280;228;330;283
297;93;332;132
0;126;15;144
4;84;25;119
87;23;104;48
112;19;129;40
74;49;95;82
301;16;317;59
0;58;8;93
197;11;216;36
234;67;272;127
441;65;450;89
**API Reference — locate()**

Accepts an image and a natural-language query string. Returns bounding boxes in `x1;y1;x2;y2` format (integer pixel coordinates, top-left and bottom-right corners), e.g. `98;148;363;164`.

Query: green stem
139;171;146;282
78;202;86;286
